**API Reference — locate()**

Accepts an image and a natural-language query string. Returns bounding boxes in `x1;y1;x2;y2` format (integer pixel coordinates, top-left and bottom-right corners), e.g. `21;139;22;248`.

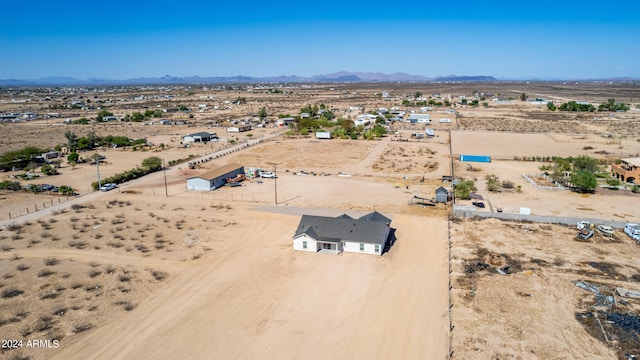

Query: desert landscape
1;82;640;359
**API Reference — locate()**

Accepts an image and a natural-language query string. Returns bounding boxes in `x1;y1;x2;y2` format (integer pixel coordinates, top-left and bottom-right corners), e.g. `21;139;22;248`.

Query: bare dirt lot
450;218;640;359
1;82;640;359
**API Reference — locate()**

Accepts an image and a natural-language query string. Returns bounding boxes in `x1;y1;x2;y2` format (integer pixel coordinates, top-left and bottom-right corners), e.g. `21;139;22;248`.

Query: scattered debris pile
575;280;640;359
463;248;522;276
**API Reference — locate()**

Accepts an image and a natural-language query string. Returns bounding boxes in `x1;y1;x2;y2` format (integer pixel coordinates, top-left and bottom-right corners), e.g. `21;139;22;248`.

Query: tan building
611;157;640;184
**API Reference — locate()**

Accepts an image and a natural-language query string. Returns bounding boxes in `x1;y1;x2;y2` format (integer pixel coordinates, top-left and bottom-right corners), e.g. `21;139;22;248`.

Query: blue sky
2;1;639;80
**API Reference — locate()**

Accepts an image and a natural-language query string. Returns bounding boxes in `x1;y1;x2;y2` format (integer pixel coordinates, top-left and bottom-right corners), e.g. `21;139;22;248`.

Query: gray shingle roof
293;212;391;245
358;211;391;223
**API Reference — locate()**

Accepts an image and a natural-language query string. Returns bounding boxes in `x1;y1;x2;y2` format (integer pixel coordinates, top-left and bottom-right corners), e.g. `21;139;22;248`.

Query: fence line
452;207;629;229
6;196;71;220
447;215;454;359
521;173;566;191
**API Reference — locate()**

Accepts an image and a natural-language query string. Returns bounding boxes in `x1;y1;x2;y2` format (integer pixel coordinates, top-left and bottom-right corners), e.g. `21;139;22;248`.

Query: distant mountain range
0;72;636;86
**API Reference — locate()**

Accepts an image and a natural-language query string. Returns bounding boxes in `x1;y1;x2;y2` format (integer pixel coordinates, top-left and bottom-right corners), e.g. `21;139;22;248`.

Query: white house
354;114;376;127
316;131;331;139
292;212;392;256
182;132;217;144
439;118;452;123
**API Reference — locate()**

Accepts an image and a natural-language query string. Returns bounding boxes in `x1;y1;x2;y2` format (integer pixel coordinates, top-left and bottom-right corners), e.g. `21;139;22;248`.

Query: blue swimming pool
459;154;491;163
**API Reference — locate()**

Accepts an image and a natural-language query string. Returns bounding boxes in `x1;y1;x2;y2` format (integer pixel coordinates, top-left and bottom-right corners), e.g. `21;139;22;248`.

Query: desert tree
141;156;162;171
258;107;267;120
570;171;597;193
64;130;78;151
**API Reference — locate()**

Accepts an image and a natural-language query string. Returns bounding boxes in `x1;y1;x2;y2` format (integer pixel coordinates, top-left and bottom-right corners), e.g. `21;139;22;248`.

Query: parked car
595;224;615;237
577;221;591;230
99;183;118;192
576;229;594;241
260;171;277;178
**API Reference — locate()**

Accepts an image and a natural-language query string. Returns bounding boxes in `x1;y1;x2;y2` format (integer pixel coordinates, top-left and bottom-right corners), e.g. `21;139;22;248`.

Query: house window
359;243;364;251
302;241;307;249
375;244;380;253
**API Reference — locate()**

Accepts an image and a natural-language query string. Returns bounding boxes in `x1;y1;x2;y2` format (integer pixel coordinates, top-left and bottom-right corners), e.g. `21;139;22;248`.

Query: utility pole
96;154;101;190
163;158;168;197
267;162;278;205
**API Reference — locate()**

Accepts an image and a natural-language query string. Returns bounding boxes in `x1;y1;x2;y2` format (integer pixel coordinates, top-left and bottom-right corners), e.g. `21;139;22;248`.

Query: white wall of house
293;234;318;252
187;177;213;191
343;241;382;255
183;135;197;144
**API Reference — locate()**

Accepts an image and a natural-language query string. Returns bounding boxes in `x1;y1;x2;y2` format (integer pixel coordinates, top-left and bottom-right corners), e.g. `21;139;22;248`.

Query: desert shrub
553;256;565;266
45;257;59;266
632;185;639;193
115;301;136;311
40;292;59;300
502;180;515;189
52;307;68;316
89;270;102;278
151;270;168;281
2;288;24;299
35;316;54;332
68;240;88;249
84;284;101;292
107;241;124;248
16;264;29;271
135;244;150;253
486;174;501;192
73;323;94;333
37;269;55;278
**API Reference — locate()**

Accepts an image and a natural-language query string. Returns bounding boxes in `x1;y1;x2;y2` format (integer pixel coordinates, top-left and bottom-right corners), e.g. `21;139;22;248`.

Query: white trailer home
624;223;640;242
408;113;430;124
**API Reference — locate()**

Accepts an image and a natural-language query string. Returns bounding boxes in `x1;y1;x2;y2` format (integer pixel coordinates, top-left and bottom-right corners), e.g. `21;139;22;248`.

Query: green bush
606;179;621;187
91;157;163;190
0;180;21;191
41;164;58;176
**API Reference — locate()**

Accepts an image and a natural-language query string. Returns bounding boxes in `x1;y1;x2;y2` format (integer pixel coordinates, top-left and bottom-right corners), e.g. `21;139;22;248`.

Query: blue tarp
459;154;491;163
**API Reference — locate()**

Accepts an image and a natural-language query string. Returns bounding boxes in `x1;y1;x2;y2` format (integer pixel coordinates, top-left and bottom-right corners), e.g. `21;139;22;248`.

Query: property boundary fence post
447;216;453;359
